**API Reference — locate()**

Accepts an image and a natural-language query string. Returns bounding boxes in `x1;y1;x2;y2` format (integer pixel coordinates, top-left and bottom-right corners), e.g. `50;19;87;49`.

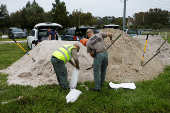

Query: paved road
0;40;27;44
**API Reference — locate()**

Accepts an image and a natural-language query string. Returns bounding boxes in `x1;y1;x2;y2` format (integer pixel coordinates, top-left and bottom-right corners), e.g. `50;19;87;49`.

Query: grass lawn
0;43;29;69
0;38;27;41
0;43;170;112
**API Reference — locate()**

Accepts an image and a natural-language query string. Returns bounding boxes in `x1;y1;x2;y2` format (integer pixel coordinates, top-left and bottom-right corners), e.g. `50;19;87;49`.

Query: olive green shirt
86;33;107;53
69;48;80;69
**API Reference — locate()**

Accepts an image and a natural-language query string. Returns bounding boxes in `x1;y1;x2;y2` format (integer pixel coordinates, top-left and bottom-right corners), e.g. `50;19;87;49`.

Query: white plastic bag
66;89;82;103
120;83;136;89
109;82;122;89
109;82;136;89
69;68;79;89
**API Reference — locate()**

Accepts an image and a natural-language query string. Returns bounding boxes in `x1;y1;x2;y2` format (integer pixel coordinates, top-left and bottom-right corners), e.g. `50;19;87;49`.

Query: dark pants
93;51;108;90
51;56;69;89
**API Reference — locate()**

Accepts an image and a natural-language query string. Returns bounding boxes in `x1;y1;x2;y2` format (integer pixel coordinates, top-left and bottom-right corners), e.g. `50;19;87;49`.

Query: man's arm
71;49;80;69
107;32;114;43
55;34;56;39
86;41;94;58
49;35;51;40
69;60;75;66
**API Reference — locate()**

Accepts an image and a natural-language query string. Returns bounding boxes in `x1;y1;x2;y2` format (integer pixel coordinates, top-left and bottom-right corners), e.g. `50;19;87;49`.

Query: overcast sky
2;0;170;18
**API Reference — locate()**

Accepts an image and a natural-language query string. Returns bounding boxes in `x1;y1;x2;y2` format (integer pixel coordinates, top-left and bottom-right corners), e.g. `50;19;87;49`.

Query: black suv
60;26;95;41
8;27;27;39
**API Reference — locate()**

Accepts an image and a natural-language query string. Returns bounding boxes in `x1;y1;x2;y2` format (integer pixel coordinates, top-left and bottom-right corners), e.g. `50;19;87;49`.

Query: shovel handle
107;34;121;49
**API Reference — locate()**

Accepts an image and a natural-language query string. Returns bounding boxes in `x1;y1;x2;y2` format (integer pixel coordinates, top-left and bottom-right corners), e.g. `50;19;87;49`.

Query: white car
27;22;63;49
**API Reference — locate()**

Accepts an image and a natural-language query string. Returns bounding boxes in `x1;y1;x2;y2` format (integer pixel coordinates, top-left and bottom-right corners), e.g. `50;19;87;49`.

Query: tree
0;4;9;34
133;12;145;25
52;0;70;29
10;10;22;28
21;0;45;29
115;17;123;27
44;11;53;22
133;8;169;28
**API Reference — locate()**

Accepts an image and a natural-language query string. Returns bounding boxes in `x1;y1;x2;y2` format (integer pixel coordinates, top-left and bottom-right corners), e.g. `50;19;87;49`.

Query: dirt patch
0;29;165;87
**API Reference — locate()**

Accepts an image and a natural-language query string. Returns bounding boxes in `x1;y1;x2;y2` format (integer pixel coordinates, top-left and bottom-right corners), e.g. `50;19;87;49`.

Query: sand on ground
0;29;165;87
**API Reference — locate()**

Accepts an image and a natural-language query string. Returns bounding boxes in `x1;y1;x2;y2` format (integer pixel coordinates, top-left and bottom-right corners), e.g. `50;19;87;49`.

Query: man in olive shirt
51;44;80;89
86;29;114;91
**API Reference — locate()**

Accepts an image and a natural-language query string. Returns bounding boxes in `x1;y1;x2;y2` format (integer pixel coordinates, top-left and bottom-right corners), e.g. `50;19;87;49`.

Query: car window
30;30;35;36
127;29;138;34
64;30;70;35
12;29;23;32
39;31;47;36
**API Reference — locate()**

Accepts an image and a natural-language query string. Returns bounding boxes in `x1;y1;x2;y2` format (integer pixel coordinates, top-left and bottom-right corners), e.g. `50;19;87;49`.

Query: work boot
90;88;100;92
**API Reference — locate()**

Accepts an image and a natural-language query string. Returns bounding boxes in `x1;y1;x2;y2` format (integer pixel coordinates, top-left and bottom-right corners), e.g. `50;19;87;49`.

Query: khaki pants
93;51;108;90
51;56;69;89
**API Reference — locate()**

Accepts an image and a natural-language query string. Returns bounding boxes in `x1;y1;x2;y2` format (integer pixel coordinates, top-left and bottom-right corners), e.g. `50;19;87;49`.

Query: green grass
141;30;170;43
142;30;170;36
0;43;29;69
0;38;27;41
0;43;170;112
162;36;170;44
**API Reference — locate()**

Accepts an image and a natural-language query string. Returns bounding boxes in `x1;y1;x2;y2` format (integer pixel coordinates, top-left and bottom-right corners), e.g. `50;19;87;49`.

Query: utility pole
123;0;126;31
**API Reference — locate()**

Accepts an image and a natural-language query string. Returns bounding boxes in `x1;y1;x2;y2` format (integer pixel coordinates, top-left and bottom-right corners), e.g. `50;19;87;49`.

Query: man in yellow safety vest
51;44;80;89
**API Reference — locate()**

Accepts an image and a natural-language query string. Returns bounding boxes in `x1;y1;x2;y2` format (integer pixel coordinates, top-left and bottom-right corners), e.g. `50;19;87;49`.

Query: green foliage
0;43;29;69
0;4;8;17
152;23;163;29
115;17;123;27
0;4;10;34
21;0;45;29
10;10;22;28
52;0;70;29
134;8;169;28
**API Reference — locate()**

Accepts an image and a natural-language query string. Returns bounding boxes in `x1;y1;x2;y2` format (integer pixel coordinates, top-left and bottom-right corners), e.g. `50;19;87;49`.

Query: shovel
156;36;169;52
86;34;121;70
12;38;35;62
135;50;160;72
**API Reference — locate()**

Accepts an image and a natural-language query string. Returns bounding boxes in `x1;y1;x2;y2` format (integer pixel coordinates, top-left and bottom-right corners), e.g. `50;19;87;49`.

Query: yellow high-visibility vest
52;45;76;64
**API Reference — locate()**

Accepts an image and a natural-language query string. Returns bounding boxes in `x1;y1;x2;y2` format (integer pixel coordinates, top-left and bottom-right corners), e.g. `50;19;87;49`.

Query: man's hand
111;39;115;44
74;64;80;70
90;52;94;58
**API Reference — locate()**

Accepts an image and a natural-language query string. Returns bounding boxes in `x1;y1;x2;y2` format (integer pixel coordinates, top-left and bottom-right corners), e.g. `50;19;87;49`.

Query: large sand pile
0;29;165;87
132;35;170;66
101;29;164;82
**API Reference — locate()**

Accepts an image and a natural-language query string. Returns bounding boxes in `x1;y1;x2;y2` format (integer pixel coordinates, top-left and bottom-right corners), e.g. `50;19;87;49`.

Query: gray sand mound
0;29;165;87
132;35;170;65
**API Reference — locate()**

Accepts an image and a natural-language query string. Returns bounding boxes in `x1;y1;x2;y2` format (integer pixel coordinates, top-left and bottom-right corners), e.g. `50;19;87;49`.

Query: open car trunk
75;26;95;39
34;22;63;30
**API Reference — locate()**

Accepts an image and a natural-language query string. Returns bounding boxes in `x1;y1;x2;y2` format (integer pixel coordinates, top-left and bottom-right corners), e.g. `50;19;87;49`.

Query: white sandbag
109;82;122;89
2;35;8;38
66;89;82;103
120;83;136;89
69;68;79;89
109;82;136;89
